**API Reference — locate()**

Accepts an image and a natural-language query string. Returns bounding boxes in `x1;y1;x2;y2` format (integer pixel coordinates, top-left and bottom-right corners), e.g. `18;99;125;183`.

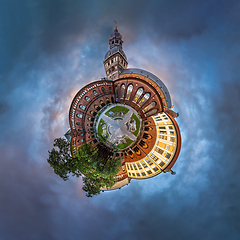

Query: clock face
108;51;112;57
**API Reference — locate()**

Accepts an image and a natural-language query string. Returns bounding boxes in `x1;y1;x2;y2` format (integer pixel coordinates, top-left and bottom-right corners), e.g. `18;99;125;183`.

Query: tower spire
103;26;128;80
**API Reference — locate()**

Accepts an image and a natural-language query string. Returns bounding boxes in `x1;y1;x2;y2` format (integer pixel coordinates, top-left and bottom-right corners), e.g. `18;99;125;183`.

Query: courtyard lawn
105;106;129;116
131;113;141;136
97;119;109;139
116;138;133;149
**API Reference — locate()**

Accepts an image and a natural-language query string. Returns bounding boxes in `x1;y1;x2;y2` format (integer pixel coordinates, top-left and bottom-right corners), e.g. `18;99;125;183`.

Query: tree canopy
47;138;122;197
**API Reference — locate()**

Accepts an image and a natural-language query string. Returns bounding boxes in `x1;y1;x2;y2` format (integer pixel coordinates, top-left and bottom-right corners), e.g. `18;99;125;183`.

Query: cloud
0;0;240;239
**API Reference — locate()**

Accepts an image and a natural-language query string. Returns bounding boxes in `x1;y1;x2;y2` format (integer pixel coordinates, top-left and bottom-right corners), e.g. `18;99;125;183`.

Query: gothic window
93;90;98;96
142;102;156;113
120;84;125;99
79;105;86;110
94;105;101;111
85;96;90;102
138;93;150;106
143;133;152;140
76;114;83;118
125;84;133;100
145;108;157;117
115;85;118;99
139;140;148;149
132;87;143;103
101;87;106;94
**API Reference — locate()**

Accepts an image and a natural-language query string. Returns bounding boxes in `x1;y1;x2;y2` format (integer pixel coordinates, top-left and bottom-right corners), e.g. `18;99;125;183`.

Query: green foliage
47;138;81;181
82;177;102;197
116;138;133;149
131;113;140;136
47;138;122;197
75;144;122;187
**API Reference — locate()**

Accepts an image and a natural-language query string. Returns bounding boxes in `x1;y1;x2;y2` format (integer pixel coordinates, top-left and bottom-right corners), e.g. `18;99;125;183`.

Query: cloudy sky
0;0;240;239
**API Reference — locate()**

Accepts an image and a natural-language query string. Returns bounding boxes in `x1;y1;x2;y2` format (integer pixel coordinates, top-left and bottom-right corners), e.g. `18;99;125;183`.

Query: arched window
115;86;119;99
145;108;157;117
76;114;83;118
120;84;125;99
138;93;150;106
109;87;112;93
132;87;143;103
101;87;106;94
93;90;98;96
142;102;156;113
79;105;86;110
94;105;101;111
85;96;90;102
125;84;133;100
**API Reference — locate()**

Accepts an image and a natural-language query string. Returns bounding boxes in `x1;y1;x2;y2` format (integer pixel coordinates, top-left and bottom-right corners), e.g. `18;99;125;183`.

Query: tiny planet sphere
68;26;181;190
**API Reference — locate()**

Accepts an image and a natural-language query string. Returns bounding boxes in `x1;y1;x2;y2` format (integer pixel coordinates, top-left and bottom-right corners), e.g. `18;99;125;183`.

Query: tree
47;138;122;197
74;144;122;182
47;138;81;181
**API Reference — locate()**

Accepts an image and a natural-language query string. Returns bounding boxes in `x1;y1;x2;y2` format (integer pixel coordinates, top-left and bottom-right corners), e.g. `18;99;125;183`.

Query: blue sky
0;0;240;239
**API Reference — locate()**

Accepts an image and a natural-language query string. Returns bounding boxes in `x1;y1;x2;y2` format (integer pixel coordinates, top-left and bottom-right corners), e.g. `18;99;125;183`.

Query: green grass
97;119;109;139
131;113;141;136
105;106;129;116
116;138;133;149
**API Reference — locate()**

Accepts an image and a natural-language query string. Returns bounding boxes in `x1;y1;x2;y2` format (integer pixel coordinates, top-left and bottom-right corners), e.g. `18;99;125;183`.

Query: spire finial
114;21;117;28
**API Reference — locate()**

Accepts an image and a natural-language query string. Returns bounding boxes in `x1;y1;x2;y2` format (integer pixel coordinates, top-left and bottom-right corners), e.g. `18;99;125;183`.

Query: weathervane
114;21;117;28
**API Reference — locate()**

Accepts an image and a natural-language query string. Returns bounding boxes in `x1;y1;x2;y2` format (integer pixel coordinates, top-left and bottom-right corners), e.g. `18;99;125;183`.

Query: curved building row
68;27;181;190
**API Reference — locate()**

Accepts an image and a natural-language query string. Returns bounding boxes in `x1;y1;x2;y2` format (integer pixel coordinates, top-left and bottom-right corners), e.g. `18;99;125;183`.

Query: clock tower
103;26;128;80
